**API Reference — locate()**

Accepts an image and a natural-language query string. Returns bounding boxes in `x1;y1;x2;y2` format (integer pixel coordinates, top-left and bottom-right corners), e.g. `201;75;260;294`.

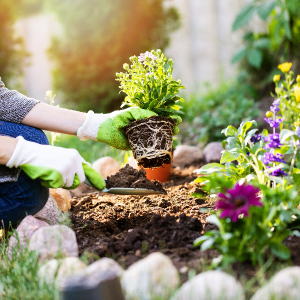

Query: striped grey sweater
0;78;39;182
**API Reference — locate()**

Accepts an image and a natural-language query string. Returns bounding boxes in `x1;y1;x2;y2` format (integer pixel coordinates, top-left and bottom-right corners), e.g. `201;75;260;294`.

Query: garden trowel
84;178;165;195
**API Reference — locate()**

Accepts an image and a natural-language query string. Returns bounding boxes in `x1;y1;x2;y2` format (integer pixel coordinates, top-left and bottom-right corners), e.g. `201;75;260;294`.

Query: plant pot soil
105;164;166;194
124;116;175;169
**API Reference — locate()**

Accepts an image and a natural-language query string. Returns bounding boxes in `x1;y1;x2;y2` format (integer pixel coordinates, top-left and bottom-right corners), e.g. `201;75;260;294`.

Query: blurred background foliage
231;0;300;97
2;0;300;149
0;0;29;85
47;0;180;113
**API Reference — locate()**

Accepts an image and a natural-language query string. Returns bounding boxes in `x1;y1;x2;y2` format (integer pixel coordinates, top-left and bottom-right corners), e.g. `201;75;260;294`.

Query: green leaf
231;46;247;64
257;0;277;21
194;177;210;184
206;215;221;228
292;173;300;188
253;38;271;49
201;238;215;251
194;163;225;175
283;10;292;40
232;3;256;31
280;129;296;142
270;242;290;260
220;151;240;164
170;105;180;110
193;235;210;247
221;125;237;137
247;49;263;69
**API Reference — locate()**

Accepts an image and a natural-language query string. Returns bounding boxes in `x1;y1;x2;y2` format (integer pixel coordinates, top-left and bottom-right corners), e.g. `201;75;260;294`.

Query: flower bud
275;87;280;94
297;75;300;82
265;111;273;118
273;75;280;82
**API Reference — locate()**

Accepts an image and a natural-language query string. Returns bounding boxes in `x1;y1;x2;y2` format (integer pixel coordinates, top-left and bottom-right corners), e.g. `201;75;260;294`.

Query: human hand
77;108;182;150
6;136;105;190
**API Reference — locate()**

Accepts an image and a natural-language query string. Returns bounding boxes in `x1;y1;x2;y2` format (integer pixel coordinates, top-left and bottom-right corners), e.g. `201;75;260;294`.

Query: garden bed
70;165;300;285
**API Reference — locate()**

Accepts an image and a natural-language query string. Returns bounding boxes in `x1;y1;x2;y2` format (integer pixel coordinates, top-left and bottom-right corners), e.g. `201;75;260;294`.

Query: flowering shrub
194;176;300;267
193;63;300;267
116;49;185;117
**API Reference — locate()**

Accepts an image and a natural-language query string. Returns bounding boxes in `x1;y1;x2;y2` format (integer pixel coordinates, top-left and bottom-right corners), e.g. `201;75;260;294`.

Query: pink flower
138;51;157;63
216;183;262;222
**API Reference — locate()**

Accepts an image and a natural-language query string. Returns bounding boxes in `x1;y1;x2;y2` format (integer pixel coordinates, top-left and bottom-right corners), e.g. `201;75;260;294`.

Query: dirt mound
106;164;166;194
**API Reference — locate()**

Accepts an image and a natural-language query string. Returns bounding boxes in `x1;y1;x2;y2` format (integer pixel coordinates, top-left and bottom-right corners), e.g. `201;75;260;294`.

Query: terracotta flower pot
138;152;173;183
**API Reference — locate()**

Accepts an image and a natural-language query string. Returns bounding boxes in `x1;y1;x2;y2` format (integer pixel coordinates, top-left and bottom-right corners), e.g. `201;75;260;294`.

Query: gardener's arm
0;136;18;165
21;103;87;135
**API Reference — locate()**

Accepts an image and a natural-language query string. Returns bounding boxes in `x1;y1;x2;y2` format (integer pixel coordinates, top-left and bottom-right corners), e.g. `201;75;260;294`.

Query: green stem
289;137;298;176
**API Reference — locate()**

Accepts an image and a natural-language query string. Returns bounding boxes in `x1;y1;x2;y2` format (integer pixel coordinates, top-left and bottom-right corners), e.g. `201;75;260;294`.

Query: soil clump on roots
125;116;175;168
105;164;166;194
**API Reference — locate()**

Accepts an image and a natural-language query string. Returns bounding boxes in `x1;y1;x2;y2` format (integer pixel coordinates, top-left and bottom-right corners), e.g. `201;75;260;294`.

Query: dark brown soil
106;164;166;194
70;164;300;288
124;116;175;168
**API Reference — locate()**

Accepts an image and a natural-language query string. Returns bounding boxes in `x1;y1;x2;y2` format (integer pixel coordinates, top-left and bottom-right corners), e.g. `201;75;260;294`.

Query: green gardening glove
77;107;182;150
6;136;106;190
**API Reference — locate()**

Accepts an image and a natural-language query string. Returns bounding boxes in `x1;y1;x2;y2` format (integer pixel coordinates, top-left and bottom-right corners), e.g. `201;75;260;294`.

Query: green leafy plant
194;177;300;267
116;50;185;117
231;0;300;94
180;81;260;144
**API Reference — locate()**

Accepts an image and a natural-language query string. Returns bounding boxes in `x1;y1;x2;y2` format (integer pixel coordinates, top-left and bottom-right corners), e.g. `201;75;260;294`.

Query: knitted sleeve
0;78;39;123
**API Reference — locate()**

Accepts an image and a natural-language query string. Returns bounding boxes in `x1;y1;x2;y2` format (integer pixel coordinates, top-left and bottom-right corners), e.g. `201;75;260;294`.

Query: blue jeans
0;121;49;228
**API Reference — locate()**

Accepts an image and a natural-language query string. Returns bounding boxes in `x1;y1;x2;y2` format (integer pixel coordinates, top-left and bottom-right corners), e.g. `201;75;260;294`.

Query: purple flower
296;127;300;138
264;134;282;149
138;51;157;63
250;134;262;144
264;118;284;128
262;152;286;165
273;99;281;106
267;167;287;177
216;183;262;222
270;105;280;113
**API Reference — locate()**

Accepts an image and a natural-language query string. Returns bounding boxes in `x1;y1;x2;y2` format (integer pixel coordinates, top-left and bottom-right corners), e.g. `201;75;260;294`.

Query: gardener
0;78;181;228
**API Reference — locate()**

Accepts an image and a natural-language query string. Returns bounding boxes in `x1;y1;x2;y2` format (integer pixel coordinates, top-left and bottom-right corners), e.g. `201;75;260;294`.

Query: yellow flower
278;62;292;73
273;75;280;82
297;75;300;82
295;121;300;127
266;111;272;118
294;86;300;102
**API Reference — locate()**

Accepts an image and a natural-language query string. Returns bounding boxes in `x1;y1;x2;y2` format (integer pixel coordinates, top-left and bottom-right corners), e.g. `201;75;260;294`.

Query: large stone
203;142;224;163
171;270;245;300
38;257;87;285
84;258;124;277
29;225;78;263
34;194;63;225
173;145;203;167
92;156;120;179
8;216;49;258
251;267;300;300
69;183;94;198
50;188;72;212
122;252;179;300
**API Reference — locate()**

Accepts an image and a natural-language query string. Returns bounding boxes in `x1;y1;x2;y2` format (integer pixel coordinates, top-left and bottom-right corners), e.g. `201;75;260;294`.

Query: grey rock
173;145;203;167
8;216;49;258
203;142;224;163
38;257;87;285
29;225;78;263
251;267;300;300
171;270;245;300
122;252;179;300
